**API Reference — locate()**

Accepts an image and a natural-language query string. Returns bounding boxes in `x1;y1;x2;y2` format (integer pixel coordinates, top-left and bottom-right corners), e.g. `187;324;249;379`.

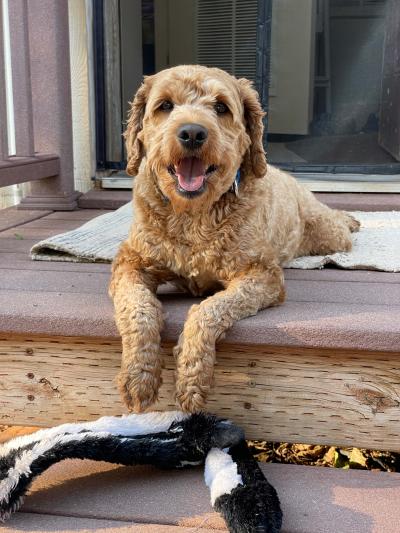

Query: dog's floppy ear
238;78;267;179
124;79;150;176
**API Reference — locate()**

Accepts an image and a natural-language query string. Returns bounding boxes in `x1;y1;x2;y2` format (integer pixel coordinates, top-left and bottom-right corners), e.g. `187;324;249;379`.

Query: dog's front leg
110;244;165;412
174;264;285;412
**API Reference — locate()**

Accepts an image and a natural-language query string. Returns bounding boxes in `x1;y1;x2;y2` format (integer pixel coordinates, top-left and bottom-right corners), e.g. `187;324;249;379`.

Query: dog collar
230;169;241;196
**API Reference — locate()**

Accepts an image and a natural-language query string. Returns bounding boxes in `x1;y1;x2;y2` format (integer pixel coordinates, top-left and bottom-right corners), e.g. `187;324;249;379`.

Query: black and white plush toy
0;411;282;532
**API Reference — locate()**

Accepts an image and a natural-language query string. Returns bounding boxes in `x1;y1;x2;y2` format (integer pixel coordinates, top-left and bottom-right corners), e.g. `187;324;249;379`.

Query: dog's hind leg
298;205;360;257
110;242;167;412
174;264;285;413
343;211;361;233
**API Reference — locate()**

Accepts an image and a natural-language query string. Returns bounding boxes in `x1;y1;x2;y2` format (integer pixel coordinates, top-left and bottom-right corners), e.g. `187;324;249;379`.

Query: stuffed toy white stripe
0;412;282;533
205;448;243;505
210;441;283;532
0;410;188;458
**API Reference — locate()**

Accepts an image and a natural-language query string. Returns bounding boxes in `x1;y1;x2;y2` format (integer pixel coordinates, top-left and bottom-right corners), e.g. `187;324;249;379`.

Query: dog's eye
215;102;228;115
160;100;174;111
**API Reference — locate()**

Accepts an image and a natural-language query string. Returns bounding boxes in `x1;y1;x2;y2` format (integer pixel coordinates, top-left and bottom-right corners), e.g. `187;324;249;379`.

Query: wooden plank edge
1;334;400;451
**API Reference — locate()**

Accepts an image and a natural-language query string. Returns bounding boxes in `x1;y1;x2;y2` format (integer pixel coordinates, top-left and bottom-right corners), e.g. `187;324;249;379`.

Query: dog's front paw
118;368;161;412
175;384;207;413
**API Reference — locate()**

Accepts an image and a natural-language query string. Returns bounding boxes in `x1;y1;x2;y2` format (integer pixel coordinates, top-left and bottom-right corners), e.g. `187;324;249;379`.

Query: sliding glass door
95;0;400;191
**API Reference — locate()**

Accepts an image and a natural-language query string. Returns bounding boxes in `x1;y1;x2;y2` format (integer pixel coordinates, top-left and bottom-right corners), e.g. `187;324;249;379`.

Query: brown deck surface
1;206;400;531
0;207;399;351
0;206;52;232
2;459;399;533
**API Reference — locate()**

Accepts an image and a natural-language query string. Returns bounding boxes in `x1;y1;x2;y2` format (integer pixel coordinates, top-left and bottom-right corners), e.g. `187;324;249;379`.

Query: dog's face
125;65;266;212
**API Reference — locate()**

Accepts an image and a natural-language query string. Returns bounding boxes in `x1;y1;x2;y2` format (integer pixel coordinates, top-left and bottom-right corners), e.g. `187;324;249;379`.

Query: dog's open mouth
168;158;217;194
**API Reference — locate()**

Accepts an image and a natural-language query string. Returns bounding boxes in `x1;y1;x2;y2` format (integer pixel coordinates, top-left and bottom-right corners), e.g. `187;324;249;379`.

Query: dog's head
125;65;266;212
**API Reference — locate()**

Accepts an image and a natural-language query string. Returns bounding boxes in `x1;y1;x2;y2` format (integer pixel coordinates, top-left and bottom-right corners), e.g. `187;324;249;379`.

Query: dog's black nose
177;123;208;149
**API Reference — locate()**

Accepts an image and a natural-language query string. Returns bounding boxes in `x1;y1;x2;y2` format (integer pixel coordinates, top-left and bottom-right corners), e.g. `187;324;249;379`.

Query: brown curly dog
109;65;359;413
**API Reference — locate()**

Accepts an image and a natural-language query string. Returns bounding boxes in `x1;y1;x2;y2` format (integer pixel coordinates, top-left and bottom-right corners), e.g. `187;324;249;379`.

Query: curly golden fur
110;65;359;413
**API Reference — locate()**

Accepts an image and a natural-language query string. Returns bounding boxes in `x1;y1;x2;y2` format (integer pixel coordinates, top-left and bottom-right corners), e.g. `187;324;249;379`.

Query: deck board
284;268;400;284
0;249;398;281
0;238;43;253
0;207;52;232
8;218;95;230
0;269;400;307
0;208;399;352
0;269;111;293
43;208;111;220
3;513;218;532
9;459;400;533
0;253;110;272
0;212;99;238
0;227;81;240
1;289;400;351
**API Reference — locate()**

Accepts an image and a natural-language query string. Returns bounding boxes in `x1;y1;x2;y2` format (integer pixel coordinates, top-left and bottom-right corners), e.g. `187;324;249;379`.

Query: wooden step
0;208;400;449
3;459;400;533
2;333;400;449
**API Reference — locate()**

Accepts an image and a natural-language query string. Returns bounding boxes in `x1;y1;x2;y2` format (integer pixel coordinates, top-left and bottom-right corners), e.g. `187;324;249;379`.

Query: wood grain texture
1;334;400;450
0;425;38;443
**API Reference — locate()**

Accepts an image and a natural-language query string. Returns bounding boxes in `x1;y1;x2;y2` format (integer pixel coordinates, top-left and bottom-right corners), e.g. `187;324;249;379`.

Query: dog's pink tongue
175;157;206;191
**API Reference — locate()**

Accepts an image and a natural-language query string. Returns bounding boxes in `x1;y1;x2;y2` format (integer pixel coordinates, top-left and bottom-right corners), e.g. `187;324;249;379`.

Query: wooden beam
1;334;400;451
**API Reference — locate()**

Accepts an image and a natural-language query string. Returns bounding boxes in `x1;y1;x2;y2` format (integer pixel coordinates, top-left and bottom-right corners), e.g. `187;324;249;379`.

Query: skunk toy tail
0;411;282;532
206;442;282;533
